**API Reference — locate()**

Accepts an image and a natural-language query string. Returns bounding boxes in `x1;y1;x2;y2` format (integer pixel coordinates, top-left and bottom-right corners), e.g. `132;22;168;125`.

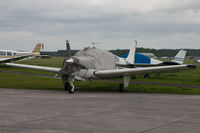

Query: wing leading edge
95;64;196;78
4;63;196;79
5;63;61;73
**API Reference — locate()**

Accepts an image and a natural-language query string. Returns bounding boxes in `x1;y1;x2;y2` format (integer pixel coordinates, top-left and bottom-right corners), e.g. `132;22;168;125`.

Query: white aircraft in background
195;59;200;63
3;40;196;93
0;42;44;63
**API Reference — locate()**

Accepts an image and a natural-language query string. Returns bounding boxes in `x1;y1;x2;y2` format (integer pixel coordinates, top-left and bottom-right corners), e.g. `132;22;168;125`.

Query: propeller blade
66;40;71;58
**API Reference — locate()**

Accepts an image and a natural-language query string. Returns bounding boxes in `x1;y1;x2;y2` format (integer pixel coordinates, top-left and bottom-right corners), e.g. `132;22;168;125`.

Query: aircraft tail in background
32;42;44;56
172;49;187;64
125;40;137;64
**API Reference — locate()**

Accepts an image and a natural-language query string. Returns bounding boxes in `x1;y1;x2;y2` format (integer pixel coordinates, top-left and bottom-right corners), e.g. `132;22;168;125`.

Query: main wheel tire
119;83;125;93
144;74;150;78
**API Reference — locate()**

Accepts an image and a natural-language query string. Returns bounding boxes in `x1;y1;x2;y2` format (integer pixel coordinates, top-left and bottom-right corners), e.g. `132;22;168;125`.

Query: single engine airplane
4;40;196;93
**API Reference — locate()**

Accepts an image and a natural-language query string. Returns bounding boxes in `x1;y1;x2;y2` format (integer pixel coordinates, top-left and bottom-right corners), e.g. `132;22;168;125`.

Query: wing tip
186;64;196;69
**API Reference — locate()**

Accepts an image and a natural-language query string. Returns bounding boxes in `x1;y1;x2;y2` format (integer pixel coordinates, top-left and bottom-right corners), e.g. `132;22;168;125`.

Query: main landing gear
119;76;131;93
144;74;150;78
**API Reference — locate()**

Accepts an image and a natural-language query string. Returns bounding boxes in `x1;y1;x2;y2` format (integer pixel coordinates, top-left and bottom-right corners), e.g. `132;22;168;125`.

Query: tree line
41;48;200;58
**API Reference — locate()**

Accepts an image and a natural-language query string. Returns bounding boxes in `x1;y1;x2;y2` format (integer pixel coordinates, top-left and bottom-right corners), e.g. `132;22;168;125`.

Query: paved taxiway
0;88;200;133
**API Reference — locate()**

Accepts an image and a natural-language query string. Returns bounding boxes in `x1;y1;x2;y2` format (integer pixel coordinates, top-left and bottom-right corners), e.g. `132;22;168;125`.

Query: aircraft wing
0;56;31;63
4;63;61;73
95;64;196;78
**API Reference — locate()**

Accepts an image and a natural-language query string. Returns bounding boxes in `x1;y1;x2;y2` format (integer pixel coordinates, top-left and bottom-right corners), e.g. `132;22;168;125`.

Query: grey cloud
0;0;200;50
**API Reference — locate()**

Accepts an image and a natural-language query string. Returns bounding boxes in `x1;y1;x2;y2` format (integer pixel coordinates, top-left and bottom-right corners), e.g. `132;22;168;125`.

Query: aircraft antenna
89;42;102;48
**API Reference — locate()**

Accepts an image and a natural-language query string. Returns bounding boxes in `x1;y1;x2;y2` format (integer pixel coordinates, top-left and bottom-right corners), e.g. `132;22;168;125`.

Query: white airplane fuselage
0;50;33;61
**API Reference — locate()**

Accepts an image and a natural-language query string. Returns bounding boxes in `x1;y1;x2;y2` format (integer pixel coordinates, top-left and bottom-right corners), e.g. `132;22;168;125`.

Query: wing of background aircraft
0;55;31;63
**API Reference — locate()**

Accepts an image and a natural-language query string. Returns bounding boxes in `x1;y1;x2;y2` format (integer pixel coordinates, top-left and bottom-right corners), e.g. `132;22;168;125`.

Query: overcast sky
0;0;200;51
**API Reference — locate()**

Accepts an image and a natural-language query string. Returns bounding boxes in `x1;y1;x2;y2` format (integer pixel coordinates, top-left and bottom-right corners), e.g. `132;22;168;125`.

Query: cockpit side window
7;52;12;56
0;51;6;56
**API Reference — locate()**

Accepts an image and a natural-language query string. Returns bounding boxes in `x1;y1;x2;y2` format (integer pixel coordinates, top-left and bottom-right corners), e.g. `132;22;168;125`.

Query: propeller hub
66;58;74;63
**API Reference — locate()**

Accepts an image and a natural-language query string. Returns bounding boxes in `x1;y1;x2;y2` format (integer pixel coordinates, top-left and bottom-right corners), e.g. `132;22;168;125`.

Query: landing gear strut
69;78;75;94
62;76;75;94
119;76;131;93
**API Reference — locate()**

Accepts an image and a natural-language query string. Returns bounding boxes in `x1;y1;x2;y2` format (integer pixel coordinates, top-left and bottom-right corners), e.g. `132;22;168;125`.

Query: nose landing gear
62;76;75;94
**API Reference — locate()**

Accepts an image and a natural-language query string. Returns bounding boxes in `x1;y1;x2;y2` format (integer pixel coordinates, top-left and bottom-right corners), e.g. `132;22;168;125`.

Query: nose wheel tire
144;74;150;78
68;85;75;94
64;83;74;94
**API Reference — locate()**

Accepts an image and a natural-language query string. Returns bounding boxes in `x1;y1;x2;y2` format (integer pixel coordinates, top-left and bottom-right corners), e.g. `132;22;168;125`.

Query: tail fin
172;49;187;64
32;42;44;56
126;40;137;64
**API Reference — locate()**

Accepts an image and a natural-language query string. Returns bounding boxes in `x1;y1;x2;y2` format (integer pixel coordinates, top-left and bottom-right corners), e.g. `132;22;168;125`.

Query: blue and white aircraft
117;40;187;67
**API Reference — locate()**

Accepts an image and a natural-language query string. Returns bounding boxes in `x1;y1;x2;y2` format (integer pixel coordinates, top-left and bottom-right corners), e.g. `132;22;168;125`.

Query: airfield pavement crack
140;116;188;133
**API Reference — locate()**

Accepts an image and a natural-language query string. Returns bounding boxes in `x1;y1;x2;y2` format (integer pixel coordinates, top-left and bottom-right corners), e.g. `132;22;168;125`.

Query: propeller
62;40;79;78
61;40;84;93
66;40;71;58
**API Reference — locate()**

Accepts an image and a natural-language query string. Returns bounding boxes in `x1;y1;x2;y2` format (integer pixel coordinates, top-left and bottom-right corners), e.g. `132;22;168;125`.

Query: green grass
128;84;200;95
1;71;200;95
19;57;65;67
0;72;63;90
0;57;200;95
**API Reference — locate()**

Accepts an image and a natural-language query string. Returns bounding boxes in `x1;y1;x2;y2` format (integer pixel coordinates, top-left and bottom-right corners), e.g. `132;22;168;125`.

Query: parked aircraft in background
0;42;44;63
195;59;200;63
118;41;187;78
119;41;187;67
3;40;196;94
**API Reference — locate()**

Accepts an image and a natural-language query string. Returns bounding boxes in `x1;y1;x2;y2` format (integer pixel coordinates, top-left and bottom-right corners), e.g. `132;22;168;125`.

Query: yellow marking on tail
32;43;44;55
